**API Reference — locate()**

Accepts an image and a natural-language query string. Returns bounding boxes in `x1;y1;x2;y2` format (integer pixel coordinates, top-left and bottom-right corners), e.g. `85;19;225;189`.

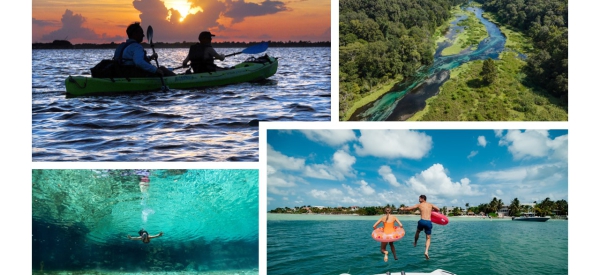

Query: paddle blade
241;42;269;54
147;26;153;43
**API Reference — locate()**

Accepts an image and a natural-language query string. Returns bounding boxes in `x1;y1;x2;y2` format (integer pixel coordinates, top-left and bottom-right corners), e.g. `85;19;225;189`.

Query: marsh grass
341;75;404;121
413;52;567;121
441;8;488;56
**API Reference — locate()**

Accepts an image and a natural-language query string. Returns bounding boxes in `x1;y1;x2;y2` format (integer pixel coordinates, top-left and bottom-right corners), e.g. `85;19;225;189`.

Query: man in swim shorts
400;195;440;260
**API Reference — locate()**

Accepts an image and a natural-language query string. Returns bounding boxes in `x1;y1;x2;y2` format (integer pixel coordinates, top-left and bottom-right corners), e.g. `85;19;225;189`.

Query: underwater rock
185;262;195;271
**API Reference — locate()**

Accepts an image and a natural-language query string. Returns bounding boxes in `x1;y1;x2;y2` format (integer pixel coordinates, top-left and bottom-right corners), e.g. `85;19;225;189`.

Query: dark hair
126;22;143;38
419;195;427;201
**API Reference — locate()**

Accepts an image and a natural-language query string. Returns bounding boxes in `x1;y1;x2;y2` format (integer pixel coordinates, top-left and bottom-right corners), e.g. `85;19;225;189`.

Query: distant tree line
32;40;330;50
476;0;568;101
457;197;568;217
339;0;469;119
270;198;568;218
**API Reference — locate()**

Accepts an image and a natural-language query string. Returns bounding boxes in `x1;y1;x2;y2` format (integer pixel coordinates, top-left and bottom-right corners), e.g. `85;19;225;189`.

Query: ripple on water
32;48;331;161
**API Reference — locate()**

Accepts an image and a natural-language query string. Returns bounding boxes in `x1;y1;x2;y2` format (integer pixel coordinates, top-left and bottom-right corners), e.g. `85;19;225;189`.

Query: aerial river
349;6;507;121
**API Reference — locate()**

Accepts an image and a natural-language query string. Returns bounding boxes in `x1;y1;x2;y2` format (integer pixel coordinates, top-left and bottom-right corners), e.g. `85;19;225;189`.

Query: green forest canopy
339;0;568;119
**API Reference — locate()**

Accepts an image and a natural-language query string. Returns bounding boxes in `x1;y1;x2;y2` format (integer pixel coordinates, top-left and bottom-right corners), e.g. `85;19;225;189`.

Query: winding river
349;6;507;121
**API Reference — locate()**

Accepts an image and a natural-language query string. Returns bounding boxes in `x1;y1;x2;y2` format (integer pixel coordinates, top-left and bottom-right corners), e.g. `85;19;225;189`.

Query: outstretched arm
149;232;164;239
401;204;420;211
127;235;142;241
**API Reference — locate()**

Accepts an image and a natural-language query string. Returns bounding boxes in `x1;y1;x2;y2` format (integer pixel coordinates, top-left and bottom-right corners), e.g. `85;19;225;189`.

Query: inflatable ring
431;212;449;225
371;226;405;242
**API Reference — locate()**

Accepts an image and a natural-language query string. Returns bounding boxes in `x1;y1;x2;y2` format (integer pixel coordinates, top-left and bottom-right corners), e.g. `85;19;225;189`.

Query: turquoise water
350;6;507;121
267;214;567;275
32;169;258;273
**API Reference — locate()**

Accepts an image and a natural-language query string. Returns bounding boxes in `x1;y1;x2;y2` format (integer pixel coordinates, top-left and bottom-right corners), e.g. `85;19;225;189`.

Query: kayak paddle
224;42;269;57
170;42;270;70
146;25;169;91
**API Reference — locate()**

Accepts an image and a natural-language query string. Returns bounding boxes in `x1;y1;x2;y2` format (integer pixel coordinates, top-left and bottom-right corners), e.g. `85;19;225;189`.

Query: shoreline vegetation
440;4;488;56
269;197;567;218
32;40;331;50
342;0;568;121
339;0;467;120
409;9;567;121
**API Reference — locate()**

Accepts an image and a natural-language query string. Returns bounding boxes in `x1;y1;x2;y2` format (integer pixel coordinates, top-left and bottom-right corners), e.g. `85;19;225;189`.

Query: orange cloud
32;0;330;43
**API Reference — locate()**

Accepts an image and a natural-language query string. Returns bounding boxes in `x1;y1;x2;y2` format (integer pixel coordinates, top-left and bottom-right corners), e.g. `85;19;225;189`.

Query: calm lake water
350;6;506;121
32;47;331;161
267;214;567;275
32;169;258;274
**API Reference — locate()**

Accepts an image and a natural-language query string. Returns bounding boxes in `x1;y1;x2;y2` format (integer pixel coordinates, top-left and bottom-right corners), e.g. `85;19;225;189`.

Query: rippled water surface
32;169;258;273
32;47;331;161
267;214;567;275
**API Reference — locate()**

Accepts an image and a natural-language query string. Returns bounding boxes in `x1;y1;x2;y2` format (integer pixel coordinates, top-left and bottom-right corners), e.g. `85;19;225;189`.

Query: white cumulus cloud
299;130;357;146
498;130;568;161
378;165;401;187
478;136;487;147
267;144;305;171
354;130;432;159
406;164;481;197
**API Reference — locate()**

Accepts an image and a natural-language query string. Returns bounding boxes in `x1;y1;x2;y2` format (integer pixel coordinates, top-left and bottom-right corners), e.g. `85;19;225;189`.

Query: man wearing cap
182;31;226;73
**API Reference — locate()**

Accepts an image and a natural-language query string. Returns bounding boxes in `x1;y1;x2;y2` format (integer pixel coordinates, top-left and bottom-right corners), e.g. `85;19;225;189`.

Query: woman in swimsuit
127;229;163;243
372;207;403;262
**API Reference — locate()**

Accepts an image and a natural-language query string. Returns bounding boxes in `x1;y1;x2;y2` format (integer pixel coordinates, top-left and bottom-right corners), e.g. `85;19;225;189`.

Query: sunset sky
32;0;330;44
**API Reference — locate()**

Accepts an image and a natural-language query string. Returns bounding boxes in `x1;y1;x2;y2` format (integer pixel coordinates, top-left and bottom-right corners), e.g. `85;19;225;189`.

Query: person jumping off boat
400;195;440;260
373;207;404;262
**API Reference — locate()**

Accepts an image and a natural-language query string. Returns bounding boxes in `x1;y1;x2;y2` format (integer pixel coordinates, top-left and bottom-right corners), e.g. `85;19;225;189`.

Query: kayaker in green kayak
182;31;227;73
113;22;175;78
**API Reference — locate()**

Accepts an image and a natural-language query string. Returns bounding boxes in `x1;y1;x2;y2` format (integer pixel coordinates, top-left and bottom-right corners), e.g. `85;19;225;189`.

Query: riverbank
341;75;404;121
440;4;488;56
410;11;568;121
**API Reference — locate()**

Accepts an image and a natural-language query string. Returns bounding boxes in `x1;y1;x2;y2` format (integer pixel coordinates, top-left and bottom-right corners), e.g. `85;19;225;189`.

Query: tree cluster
476;0;568;101
339;0;469;119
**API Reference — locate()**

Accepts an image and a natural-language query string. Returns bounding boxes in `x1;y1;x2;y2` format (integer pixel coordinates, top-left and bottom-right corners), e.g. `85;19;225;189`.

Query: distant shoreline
32;40;331;50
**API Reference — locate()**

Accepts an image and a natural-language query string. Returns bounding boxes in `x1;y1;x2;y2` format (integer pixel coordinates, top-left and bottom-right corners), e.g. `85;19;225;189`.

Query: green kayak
65;55;278;97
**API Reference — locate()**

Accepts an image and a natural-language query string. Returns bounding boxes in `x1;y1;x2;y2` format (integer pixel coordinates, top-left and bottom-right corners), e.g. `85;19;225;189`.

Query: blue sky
266;129;568;210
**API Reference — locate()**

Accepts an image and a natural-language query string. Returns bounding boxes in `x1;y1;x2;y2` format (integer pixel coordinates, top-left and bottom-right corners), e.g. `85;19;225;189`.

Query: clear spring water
32;169;258;274
350;6;507;121
267;214;567;275
32;47;331;161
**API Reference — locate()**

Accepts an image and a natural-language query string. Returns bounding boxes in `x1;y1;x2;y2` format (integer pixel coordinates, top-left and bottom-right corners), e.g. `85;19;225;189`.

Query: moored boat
512;212;550;222
341;269;456;275
65;55;278;97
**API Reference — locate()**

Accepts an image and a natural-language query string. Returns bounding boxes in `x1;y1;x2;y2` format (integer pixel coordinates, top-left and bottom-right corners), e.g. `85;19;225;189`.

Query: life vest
189;43;217;73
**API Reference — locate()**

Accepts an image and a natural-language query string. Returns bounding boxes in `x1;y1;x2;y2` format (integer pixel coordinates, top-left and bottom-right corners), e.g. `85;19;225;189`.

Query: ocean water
267;214;567;275
32;47;331;161
32;169;259;274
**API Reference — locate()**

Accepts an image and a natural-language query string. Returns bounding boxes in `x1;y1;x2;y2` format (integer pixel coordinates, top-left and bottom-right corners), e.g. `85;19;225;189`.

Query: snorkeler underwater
32;169;259;274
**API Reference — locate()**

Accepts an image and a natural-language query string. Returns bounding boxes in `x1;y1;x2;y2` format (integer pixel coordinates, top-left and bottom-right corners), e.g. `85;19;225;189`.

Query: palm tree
465;203;469;215
442;206;447;215
509;198;520;216
489;197;499;214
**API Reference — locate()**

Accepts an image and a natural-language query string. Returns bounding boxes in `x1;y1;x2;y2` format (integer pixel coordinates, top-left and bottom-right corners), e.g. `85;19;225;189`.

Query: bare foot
384;251;388;262
424;253;430;260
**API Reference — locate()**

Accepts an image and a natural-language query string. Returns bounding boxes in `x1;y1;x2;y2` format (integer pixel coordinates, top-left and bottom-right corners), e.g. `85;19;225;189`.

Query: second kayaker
182;31;227;73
